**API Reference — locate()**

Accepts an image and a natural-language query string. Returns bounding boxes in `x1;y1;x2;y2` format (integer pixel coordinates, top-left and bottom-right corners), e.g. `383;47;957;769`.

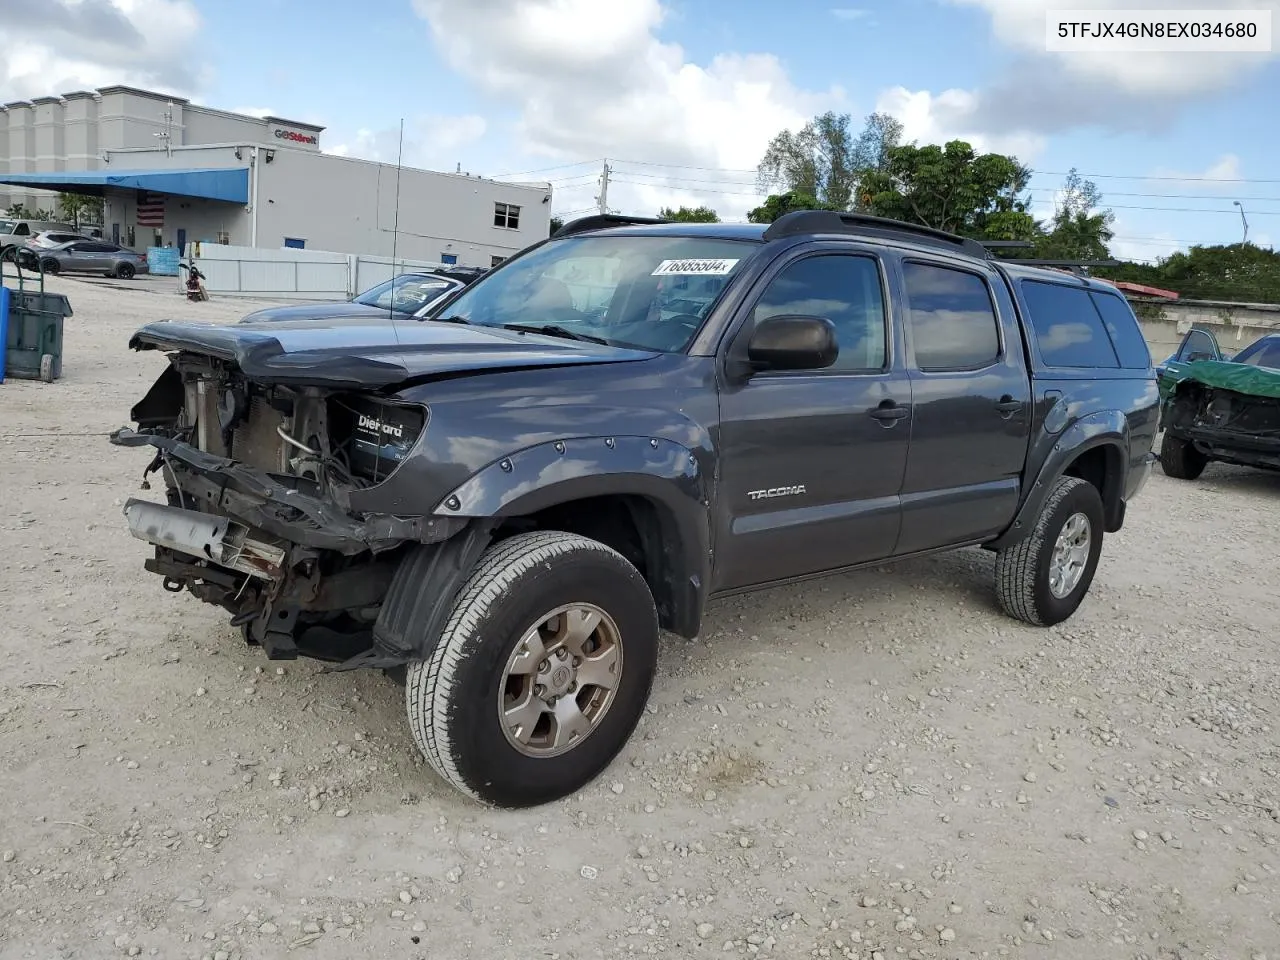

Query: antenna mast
389;118;405;324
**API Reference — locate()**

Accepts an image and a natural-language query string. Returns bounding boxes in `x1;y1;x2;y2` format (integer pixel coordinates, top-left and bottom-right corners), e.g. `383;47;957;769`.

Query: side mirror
746;314;838;372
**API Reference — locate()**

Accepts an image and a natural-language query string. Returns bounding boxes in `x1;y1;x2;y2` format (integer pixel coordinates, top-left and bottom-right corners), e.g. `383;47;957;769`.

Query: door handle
869;401;910;423
994;395;1023;417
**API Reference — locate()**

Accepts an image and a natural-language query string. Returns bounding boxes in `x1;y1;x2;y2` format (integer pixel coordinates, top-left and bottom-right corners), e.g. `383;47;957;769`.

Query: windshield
354;274;454;312
0;220;14;234
431;235;758;352
1232;336;1280;370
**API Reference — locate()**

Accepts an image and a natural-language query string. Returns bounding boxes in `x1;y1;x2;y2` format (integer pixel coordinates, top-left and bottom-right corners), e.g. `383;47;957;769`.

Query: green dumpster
2;287;73;383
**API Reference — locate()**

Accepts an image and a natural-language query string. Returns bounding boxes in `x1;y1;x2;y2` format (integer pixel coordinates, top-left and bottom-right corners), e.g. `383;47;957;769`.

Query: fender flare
435;435;713;638
991;410;1129;549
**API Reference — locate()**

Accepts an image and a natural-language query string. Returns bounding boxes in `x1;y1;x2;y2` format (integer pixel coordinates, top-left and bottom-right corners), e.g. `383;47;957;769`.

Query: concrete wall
253;148;550;267
1130;297;1280;360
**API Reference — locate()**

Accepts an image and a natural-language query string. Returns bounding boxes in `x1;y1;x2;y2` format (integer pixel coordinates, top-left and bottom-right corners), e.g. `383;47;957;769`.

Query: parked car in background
1159;329;1280;479
16;239;149;278
0;218;81;256
1154;325;1236;381
24;229;90;249
238;267;485;324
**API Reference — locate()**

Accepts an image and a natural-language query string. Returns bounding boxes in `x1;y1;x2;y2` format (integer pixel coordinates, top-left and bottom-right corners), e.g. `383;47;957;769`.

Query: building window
490;255;506;268
493;202;521;230
440;253;459;265
283;237;306;249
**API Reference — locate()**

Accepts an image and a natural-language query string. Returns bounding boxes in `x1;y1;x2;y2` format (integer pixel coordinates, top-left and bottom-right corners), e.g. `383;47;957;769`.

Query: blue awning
0;167;249;203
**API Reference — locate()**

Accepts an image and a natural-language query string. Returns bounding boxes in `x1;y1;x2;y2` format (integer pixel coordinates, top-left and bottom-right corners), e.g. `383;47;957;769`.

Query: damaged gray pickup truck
111;212;1159;807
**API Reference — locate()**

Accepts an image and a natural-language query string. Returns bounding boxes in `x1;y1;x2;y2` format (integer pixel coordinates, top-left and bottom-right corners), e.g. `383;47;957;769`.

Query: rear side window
903;262;1000;371
1089;291;1151;369
1019;280;1119;368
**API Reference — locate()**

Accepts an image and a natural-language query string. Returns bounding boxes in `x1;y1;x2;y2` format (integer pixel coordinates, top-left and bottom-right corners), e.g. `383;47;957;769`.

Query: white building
0;85;551;268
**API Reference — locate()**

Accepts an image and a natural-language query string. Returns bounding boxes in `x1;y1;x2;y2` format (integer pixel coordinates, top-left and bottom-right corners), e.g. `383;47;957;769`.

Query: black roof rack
981;240;1035;250
762;210;990;259
552;214;670;239
998;258;1120;277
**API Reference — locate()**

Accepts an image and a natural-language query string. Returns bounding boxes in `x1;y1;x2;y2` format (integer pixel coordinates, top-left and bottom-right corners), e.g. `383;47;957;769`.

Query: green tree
4;202;56;220
757;111;902;211
1095;244;1280;304
549;215;564;236
854;139;1036;240
657;205;720;223
1033;168;1114;260
56;192;104;229
746;190;836;224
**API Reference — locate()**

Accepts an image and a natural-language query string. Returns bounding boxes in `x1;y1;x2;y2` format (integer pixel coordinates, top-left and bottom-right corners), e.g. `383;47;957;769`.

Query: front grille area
230;395;286;472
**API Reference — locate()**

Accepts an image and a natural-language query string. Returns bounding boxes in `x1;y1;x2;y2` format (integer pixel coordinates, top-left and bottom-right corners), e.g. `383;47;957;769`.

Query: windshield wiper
427;314;471;324
501;323;610;345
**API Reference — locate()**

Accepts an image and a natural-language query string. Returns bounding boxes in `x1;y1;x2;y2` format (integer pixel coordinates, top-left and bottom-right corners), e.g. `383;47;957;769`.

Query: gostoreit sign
273;129;318;145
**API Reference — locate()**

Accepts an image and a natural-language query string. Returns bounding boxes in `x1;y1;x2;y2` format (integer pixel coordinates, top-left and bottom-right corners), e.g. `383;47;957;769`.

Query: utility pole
595;159;612;215
155;102;174;157
1233;200;1249;244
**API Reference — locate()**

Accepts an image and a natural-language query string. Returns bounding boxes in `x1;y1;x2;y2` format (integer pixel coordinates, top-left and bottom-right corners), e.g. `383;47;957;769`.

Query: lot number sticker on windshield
652;258;740;276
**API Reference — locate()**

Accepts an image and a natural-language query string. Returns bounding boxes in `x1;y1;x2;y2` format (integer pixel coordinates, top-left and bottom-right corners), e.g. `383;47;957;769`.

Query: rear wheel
116;263;136;279
405;530;658;807
40;259;59;275
995;476;1105;627
1159;432;1208;480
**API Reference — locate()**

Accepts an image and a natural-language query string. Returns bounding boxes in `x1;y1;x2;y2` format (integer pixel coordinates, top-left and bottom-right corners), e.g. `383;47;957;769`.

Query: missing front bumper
109;427;466;554
124;499;287;580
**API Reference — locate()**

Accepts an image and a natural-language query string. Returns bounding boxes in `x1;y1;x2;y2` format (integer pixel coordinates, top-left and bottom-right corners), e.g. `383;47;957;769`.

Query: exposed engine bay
109;352;463;664
1164;382;1280;469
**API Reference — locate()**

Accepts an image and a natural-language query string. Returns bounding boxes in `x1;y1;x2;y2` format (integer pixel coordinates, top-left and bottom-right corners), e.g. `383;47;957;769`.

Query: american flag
136;191;165;227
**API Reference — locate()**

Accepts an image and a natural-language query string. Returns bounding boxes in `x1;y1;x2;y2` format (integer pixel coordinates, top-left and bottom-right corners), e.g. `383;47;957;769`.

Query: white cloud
411;0;844;219
875;86;1047;162
325;114;490;170
1149;153;1244;190
0;0;206;103
947;0;1279;95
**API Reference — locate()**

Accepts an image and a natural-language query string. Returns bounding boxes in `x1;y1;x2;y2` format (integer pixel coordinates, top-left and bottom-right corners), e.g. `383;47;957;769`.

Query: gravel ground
2;275;1278;960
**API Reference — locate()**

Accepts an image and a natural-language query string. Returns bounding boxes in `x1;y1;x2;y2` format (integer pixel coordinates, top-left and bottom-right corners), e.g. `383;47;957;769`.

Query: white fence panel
190;242;353;300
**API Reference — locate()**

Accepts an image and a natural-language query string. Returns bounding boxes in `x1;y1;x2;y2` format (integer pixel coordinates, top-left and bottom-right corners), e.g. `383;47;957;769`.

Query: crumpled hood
128;316;658;389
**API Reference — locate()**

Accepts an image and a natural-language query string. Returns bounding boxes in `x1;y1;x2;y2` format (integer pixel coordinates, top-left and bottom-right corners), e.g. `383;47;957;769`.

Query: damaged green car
1158;328;1280;479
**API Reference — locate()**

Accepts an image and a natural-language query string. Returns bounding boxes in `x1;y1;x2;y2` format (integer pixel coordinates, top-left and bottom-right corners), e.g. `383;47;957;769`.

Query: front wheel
1159;432;1208;480
405;531;659;807
995;476;1105;627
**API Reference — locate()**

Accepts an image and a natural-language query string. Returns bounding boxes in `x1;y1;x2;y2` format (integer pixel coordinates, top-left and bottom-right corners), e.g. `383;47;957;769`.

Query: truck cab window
903;261;1000;371
751;254;887;372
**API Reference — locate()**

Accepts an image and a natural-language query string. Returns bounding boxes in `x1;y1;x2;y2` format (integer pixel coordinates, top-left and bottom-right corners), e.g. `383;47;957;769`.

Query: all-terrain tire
1159;432;1208;480
995;475;1105;627
405;530;659;807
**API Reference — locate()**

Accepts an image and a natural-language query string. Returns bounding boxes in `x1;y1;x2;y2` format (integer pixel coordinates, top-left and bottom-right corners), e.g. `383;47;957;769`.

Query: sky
1;0;1276;262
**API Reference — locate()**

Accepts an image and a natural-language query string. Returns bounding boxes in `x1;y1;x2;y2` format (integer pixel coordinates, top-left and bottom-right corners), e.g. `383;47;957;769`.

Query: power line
530;154;1280;186
492;158;604;179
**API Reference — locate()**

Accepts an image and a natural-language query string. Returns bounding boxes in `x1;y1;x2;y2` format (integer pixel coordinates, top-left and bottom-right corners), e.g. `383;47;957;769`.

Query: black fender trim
436;435;712;639
990;411;1130;550
327;520;497;672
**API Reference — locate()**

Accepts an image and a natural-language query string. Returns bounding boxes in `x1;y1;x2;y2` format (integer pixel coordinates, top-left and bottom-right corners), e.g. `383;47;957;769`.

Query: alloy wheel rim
497;602;624;758
1048;512;1091;599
